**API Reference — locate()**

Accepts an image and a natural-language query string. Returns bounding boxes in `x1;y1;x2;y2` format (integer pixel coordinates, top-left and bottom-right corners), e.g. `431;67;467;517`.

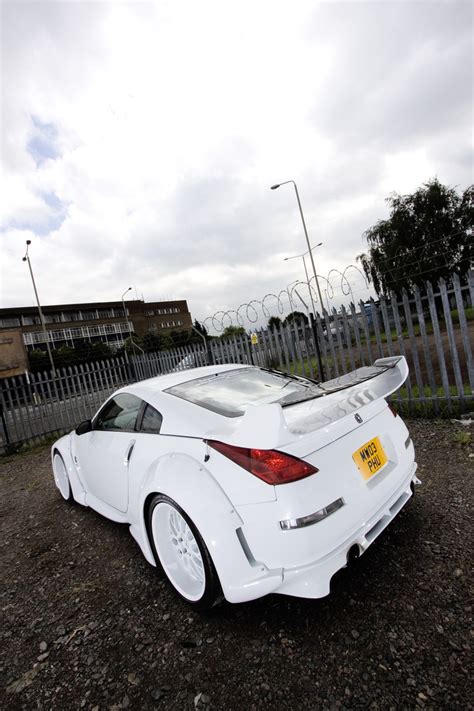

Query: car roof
114;364;253;438
122;363;250;398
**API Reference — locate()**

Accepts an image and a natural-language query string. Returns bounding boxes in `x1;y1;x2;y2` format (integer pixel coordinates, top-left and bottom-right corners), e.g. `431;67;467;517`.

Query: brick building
0;299;192;377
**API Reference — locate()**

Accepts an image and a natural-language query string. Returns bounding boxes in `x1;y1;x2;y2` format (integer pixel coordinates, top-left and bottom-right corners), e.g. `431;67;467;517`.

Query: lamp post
271;180;324;309
271;182;325;380
324;288;331;312
121;287;133;359
284;242;323;319
22;240;56;375
347;281;355;306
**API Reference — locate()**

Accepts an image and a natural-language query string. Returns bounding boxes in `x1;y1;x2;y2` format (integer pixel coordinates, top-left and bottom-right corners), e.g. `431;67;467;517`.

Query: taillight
387;400;398;417
207;440;318;485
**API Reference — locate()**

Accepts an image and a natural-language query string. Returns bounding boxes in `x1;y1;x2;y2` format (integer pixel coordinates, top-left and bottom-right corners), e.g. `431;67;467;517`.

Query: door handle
124;439;136;466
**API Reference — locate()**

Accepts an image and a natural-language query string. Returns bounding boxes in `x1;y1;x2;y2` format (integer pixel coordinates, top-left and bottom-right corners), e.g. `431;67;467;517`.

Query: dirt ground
1;419;472;711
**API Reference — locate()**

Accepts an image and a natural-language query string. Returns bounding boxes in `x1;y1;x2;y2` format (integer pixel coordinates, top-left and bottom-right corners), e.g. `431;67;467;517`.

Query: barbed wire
201;265;369;332
201;256;473;333
202;228;473;332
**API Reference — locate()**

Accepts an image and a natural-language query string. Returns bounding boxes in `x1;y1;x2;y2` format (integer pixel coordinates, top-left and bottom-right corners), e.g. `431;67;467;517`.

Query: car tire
52;452;74;503
148;494;223;610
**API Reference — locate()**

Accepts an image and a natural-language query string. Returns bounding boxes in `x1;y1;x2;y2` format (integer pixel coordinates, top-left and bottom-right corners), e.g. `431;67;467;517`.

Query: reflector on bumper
279;497;345;530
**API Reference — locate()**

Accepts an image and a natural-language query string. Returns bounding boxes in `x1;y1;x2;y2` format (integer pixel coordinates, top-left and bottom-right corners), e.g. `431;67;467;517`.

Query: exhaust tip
347;544;360;565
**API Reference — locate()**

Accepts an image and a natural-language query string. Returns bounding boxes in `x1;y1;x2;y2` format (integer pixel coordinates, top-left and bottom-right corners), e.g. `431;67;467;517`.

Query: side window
95;393;142;432
139;404;163;434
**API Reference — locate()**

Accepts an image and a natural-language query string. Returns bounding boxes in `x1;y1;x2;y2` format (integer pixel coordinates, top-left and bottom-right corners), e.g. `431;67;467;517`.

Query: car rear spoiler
205;356;409;450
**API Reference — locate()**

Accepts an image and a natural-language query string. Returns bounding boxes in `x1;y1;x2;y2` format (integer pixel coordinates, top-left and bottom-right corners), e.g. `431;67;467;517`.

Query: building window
22;315;41;326
145;309;155;316
0;318;20;328
44;314;62;324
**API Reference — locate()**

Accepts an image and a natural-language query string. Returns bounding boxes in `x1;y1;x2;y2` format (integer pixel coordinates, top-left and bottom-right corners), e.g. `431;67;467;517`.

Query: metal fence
1;271;472;450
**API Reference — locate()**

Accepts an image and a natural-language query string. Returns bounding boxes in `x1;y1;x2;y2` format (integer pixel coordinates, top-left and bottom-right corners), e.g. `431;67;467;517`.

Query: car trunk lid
204;356;408;453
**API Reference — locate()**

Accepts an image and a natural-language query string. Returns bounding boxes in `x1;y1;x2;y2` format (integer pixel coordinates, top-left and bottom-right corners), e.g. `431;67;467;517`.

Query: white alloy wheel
152;502;206;602
53;453;71;500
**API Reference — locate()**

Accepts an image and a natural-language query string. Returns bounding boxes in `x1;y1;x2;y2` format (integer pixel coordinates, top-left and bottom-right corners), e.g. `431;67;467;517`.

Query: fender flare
51;434;87;506
135;453;278;602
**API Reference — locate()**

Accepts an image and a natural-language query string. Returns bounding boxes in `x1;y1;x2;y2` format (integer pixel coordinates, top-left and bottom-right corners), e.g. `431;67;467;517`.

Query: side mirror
75;419;92;435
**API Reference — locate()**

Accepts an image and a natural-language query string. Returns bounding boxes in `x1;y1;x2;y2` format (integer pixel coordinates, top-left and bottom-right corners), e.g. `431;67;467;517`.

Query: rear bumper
227;462;419;603
275;462;419;598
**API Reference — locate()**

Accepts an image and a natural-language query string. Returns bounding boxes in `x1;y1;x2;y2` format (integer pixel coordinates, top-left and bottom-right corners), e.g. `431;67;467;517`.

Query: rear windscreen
163;366;386;417
164;368;312;416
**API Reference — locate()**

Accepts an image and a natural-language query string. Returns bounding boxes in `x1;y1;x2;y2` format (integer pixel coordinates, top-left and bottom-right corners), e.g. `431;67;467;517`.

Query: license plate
352;436;388;481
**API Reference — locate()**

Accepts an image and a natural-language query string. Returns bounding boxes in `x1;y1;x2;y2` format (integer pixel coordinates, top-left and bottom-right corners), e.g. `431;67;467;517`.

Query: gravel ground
1;418;472;711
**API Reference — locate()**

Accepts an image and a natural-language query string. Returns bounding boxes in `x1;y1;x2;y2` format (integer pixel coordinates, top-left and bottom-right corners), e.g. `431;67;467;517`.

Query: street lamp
22;240;56;375
271;182;325;379
324;288;331;312
347;281;355;305
284;242;323;318
271;180;324;309
121;287;133;357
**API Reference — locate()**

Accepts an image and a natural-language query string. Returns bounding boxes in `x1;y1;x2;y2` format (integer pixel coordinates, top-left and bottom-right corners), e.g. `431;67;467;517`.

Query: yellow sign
352;437;388;481
250;332;258;345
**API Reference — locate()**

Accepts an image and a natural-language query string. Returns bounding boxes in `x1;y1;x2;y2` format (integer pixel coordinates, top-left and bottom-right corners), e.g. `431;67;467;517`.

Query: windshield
163;366;387;417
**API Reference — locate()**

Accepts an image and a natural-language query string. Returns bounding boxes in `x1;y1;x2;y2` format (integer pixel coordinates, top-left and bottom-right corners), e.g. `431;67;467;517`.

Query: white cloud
0;0;472;327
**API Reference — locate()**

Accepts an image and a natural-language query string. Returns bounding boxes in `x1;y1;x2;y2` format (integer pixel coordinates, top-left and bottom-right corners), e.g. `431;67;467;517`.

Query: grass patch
277;355;473;419
1;432;61;459
396;383;472;399
451;306;474;323
453;431;471;446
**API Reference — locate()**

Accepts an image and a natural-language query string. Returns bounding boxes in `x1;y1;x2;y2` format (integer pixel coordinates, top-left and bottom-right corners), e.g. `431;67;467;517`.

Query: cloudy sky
1;0;472;329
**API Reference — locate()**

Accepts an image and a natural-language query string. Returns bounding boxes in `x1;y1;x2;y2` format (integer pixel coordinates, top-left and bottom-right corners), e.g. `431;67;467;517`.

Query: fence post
309;312;325;381
402;288;426;410
426;280;452;412
452;272;474;393
340;305;356;372
0;401;10;448
439;277;465;409
413;285;439;414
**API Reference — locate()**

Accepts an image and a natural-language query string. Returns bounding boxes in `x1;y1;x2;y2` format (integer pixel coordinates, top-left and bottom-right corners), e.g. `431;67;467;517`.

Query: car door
75;392;143;512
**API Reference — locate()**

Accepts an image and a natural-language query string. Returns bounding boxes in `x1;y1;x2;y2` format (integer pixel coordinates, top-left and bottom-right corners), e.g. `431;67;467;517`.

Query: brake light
387;400;398;417
207;440;318;485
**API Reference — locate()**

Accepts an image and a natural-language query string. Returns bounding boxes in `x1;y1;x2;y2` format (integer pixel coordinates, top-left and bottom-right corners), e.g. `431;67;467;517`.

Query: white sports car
52;357;419;609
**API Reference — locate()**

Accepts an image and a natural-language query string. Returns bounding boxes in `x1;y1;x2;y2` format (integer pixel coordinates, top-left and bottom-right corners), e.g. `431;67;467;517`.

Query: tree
283;311;309;326
90;342;113;361
142;332;173;352
54;345;76;368
27;340;114;372
74;339;94;362
268;316;282;331
122;334;144;354
193;320;208;339
169;329;201;348
357;179;473;295
221;325;246;339
28;349;50;372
